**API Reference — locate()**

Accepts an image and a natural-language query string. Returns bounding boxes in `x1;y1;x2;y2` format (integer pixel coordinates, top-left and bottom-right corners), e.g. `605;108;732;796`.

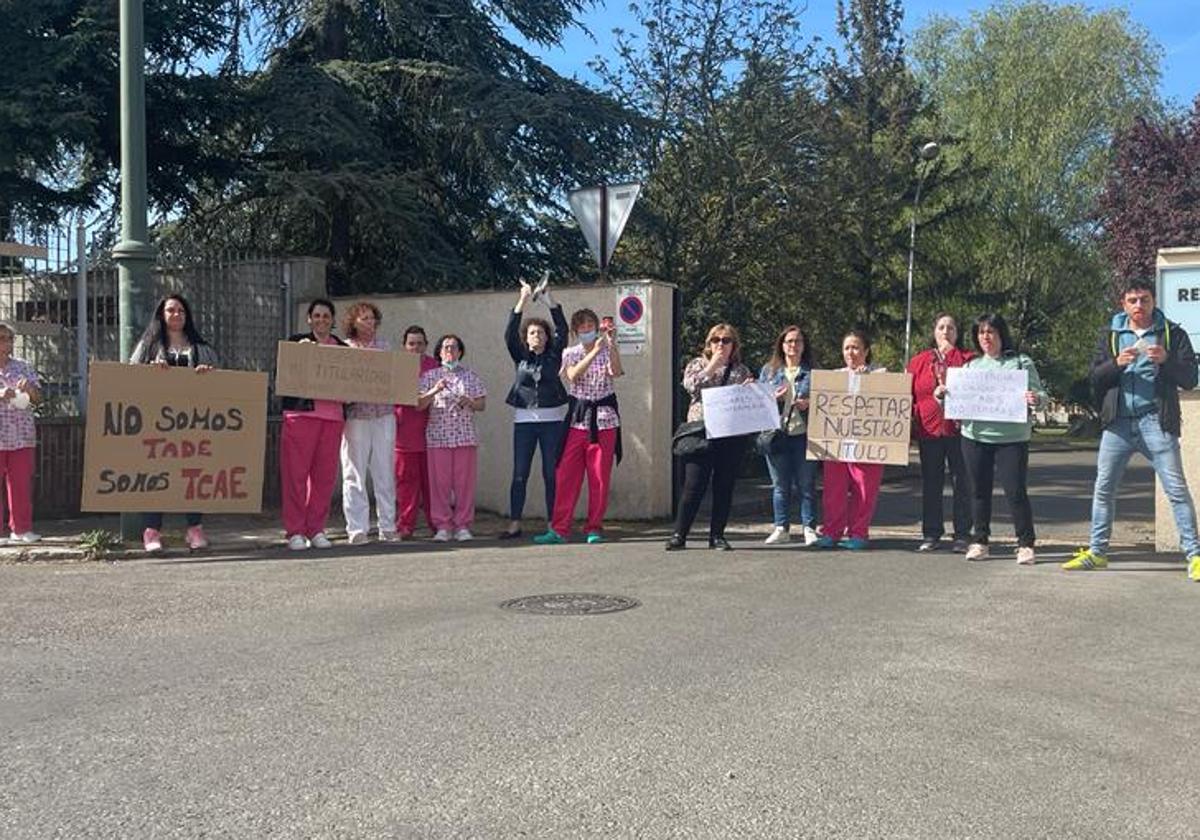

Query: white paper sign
944;367;1029;423
702;383;781;439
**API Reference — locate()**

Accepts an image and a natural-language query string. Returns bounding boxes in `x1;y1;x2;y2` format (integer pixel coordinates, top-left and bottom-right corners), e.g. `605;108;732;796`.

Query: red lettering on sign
181;466;249;500
142;438;215;459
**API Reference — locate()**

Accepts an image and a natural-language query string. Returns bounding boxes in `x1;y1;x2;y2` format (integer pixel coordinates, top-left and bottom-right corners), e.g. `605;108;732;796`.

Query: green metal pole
113;0;157;541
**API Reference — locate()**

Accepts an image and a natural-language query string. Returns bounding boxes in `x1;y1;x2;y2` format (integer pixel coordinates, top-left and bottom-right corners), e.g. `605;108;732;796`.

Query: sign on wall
1158;260;1200;347
806;370;913;465
82;363;268;512
614;285;647;355
274;341;419;405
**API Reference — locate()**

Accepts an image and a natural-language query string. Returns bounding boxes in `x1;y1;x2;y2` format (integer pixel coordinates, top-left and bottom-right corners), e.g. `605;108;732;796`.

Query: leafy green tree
179;0;640;293
594;0;842;365
1100;97;1200;288
0;0;243;228
912;0;1162;395
820;0;929;359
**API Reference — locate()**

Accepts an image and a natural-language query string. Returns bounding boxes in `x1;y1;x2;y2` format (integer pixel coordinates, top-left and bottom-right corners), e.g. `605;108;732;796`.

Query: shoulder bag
672;363;733;457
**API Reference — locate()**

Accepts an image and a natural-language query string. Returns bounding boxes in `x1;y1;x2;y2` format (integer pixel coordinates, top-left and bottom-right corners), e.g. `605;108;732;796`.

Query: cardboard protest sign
274;341;419;405
82;363;268;513
944;367;1028;423
807;370;913;465
702;383;781;439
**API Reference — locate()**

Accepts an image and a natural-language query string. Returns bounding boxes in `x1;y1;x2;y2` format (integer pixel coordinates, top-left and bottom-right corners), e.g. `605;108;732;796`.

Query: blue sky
537;0;1200;109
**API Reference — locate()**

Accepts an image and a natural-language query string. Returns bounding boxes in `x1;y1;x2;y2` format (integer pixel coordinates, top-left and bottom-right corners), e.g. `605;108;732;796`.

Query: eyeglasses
710;336;733;345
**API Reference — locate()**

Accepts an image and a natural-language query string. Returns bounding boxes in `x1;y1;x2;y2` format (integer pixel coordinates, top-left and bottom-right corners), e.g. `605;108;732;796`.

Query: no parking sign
615;285;647;355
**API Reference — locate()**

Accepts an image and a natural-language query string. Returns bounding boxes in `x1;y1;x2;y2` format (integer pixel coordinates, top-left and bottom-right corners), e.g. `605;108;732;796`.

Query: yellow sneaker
1188;555;1200;582
1062;548;1108;571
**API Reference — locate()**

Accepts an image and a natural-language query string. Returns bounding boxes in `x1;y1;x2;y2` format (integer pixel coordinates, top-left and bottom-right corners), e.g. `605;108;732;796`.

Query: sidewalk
2;443;1149;564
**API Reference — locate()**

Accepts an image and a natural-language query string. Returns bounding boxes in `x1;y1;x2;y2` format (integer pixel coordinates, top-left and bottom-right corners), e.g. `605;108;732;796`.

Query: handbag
755;395;799;456
672;420;709;457
672;363;734;457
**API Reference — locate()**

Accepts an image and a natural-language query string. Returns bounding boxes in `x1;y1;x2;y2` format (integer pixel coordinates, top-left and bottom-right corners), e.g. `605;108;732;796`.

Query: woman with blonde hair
666;323;755;551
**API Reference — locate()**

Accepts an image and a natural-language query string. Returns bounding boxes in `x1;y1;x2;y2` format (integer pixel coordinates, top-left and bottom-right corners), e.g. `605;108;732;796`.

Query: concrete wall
1154;247;1200;552
1155;391;1200;552
318;282;677;521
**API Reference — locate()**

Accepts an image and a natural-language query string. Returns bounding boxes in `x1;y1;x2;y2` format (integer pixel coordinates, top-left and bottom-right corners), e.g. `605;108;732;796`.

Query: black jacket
1091;316;1197;435
504;305;570;410
279;331;350;414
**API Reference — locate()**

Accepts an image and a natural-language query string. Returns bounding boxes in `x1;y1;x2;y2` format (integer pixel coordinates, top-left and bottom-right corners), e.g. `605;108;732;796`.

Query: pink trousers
822;461;884;540
0;447;34;535
394;450;433;536
550;427;616;536
280;415;343;538
427;446;477;531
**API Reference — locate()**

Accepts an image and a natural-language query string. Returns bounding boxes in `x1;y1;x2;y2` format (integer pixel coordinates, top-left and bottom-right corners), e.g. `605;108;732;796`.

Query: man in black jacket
1063;279;1200;582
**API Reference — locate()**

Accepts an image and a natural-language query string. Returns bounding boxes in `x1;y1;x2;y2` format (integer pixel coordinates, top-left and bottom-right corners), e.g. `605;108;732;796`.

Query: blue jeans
1090;413;1200;558
764;433;817;529
509;421;564;520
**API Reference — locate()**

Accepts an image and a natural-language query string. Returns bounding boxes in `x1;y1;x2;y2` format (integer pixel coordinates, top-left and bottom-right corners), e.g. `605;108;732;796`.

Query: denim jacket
758;362;811;434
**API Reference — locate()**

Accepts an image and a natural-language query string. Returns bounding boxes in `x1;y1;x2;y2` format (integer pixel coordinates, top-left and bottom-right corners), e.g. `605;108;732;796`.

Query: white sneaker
965;542;990;561
432;529;451;542
347;532;369;546
764;526;790;545
310;532;332;550
379;531;400;542
803;526;819;546
1016;546;1036;565
287;534;309;551
454;528;474;542
10;531;40;544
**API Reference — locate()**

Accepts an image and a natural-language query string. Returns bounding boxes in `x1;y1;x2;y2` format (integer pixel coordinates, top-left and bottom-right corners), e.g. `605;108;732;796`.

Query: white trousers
341;414;397;537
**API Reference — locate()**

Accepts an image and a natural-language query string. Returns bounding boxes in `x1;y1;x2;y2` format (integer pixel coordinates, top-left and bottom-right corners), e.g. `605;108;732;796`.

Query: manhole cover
499;593;641;616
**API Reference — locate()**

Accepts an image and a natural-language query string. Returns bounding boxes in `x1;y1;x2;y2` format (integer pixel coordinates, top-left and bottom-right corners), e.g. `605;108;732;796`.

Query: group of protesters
663;277;1198;583
273;277;623;553
1;276;1196;582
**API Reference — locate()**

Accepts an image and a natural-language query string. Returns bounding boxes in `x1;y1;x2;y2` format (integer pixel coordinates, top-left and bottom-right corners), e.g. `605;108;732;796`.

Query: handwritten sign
274;341;419;405
807;370;912;465
82;363;268;513
944;367;1028;423
702;383;781;439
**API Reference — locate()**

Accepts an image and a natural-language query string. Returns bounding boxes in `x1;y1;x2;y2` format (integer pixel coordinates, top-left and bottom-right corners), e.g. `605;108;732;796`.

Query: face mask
443;360;459;370
578;330;597;345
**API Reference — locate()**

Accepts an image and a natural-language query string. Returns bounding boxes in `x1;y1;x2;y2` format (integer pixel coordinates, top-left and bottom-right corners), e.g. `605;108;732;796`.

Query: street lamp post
903;141;940;364
113;0;157;540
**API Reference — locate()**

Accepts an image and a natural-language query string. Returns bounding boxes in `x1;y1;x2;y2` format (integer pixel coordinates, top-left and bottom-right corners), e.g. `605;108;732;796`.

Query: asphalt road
3;527;1199;838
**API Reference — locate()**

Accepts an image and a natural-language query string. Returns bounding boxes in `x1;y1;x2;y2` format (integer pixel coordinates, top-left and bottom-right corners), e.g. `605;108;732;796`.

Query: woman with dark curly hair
500;276;569;539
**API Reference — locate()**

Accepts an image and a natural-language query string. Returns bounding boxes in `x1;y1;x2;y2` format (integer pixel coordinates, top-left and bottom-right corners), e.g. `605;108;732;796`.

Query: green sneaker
1188;555;1200;582
1062;548;1108;571
532;529;566;545
586;533;604;544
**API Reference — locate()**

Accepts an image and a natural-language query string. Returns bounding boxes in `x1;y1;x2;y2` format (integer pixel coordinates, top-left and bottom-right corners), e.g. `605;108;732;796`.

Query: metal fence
0;221;292;418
